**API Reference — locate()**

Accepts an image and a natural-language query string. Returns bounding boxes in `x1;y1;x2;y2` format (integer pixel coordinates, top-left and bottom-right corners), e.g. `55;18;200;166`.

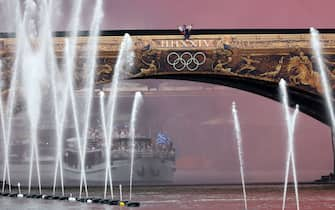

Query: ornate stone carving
1;33;335;96
236;56;261;74
131;44;161;77
212;47;233;73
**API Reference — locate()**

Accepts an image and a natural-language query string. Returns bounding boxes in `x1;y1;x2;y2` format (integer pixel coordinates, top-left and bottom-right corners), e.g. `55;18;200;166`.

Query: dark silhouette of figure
178;24;192;40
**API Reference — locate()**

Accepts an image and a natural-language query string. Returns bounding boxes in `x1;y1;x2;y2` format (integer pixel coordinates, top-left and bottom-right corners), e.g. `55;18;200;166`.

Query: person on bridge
178;24;192;40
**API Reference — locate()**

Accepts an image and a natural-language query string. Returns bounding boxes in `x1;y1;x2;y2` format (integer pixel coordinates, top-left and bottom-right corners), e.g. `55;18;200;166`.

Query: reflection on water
1;185;335;210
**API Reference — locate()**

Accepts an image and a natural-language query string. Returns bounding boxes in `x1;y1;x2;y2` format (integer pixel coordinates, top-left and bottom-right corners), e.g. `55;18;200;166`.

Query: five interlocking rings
167;52;206;71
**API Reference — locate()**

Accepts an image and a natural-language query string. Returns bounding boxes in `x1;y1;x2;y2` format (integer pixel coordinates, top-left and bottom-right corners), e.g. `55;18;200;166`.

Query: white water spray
21;0;47;195
2;1;24;193
310;27;335;158
103;33;134;199
78;0;104;198
37;0;68;196
51;39;69;196
64;37;88;196
232;101;247;210
62;0;87;197
0;0;109;195
129;92;143;201
279;79;300;210
100;91;114;199
0;60;11;193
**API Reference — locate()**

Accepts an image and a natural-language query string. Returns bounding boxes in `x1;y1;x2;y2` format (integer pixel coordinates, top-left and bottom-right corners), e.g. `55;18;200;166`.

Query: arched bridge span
123;32;335;126
1;30;335;125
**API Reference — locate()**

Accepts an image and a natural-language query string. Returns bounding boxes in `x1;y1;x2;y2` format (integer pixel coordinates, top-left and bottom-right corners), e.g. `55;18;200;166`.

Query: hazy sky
99;0;335;30
1;0;335;32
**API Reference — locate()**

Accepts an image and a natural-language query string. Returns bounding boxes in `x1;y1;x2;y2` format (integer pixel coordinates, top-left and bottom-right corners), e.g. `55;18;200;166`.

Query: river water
1;184;335;210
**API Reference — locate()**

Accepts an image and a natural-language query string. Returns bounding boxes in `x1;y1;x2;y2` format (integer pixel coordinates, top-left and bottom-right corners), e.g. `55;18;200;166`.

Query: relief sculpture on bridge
260;56;284;79
236;56;261;75
135;60;158;77
95;58;114;84
96;63;113;83
286;50;322;92
323;57;335;89
2;33;335;97
131;44;160;77
212;48;233;73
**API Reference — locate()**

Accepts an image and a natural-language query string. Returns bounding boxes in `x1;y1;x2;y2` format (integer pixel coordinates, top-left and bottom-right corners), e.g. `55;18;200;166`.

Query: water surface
1;185;335;210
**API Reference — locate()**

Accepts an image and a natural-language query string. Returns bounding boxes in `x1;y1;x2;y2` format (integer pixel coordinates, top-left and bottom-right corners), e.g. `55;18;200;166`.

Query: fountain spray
100;91;114;199
129;92;143;201
103;33;134;199
279;79;300;210
78;0;104;198
0;60;11;193
232;101;248;210
2;1;24;193
310;28;335;173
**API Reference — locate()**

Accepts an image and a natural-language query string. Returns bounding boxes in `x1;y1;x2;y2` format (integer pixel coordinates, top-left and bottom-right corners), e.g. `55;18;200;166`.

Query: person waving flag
156;132;170;145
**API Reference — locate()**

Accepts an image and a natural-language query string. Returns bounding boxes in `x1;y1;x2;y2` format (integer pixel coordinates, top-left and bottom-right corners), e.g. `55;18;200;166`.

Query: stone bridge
1;30;335;125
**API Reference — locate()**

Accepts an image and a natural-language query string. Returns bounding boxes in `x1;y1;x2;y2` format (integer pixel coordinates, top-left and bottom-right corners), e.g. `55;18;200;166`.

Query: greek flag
156;132;170;145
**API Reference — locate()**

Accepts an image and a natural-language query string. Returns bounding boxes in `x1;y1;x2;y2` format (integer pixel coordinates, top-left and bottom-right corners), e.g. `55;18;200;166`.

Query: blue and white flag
156;132;170;145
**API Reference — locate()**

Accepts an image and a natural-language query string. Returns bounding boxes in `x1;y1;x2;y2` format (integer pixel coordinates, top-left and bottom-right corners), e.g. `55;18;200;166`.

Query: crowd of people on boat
110;138;175;160
86;124;130;140
63;125;176;169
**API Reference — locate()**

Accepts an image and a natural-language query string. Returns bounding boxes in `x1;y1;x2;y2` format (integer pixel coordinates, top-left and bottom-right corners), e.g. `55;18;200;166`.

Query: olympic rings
167;52;206;71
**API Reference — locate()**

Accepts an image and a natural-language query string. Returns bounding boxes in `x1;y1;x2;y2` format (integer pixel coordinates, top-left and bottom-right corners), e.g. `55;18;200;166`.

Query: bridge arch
1;30;335;178
115;31;335;126
1;30;333;125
